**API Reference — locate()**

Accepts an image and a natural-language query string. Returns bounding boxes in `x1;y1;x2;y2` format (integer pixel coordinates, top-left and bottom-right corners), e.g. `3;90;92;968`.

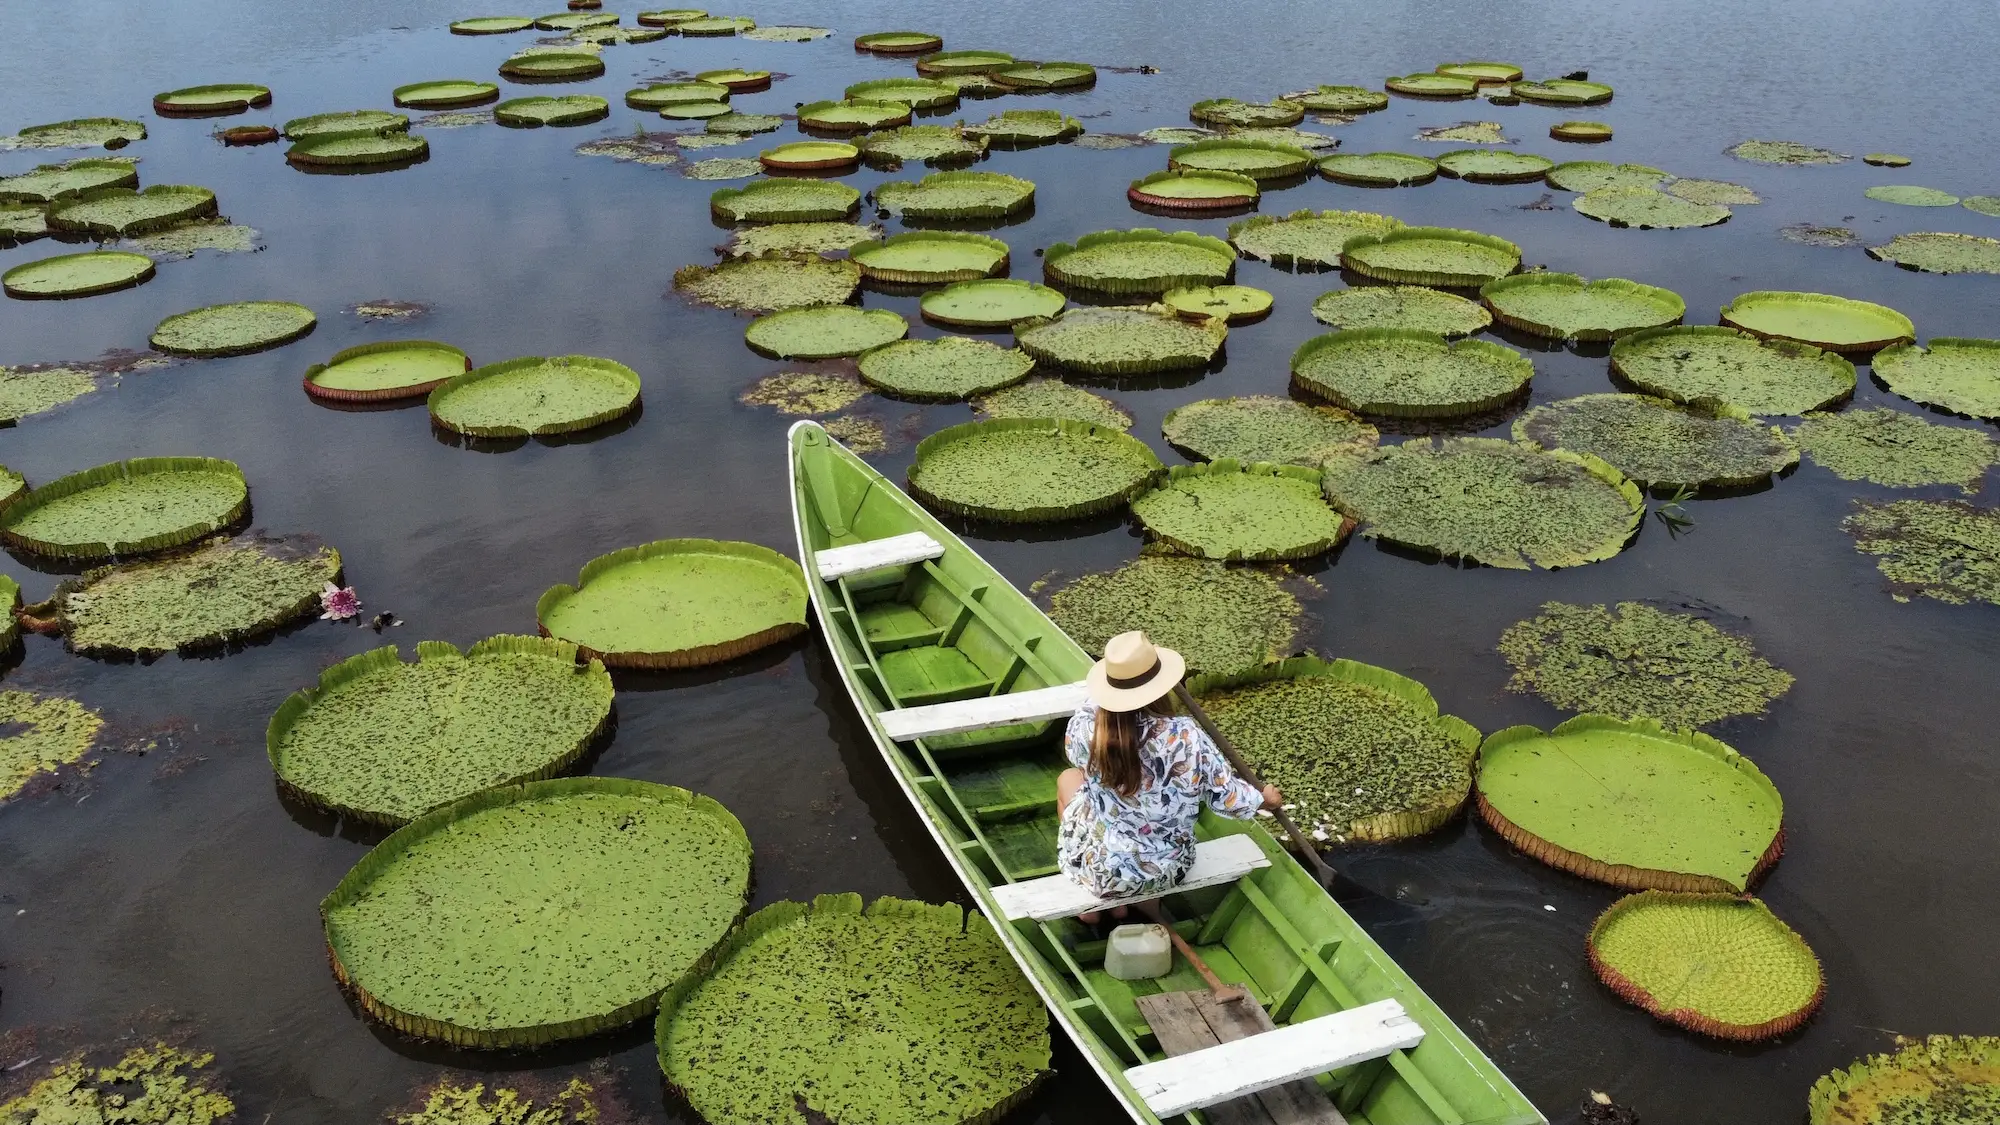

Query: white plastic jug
1104;922;1173;980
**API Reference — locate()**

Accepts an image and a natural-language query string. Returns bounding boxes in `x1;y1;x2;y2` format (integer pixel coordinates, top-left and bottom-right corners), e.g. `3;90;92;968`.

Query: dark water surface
2;0;1997;1121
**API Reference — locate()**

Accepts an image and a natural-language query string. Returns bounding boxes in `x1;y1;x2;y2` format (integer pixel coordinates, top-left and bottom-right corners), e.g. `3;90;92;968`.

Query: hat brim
1084;645;1187;712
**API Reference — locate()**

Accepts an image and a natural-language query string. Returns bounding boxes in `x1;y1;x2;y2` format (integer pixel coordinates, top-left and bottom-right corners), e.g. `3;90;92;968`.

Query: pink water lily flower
320;582;362;621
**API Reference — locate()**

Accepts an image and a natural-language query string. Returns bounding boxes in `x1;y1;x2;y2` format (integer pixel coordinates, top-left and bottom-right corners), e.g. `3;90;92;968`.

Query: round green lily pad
2;250;155;300
672;255;860;311
916;50;1013;75
287;133;429;167
1589;891;1822;1040
0;690;103;801
323;776;749;1045
1191;657;1477;841
1611;326;1858;414
1190;98;1305;127
874;171;1033;219
1845;498;2000;607
304;340;470;403
452;15;535;33
1133;461;1350;561
1162;284;1273;323
675;15;753;34
1863;153;1912;167
1864;184;1958;207
1546;161;1668;193
856;337;1033;400
626;81;728;109
1287;85;1389;112
1386;73;1477;98
1162;395;1375;467
1168;139;1315;180
1292;329;1532;417
495;95;609;126
48;185;217;237
1794;408;1998;491
1128;169;1260;211
1962;195;2000;217
1480;273;1685;340
1515;394;1797;489
992;61;1096;89
660;100;731;121
726;221;881;258
975;378;1129;429
1048;555;1300;678
1228;209;1404;269
151;300;316;356
796;99;910;132
500;50;605;79
1310;285;1491;336
1324;438;1643;569
1436;60;1522;83
919;279;1064;328
283;109;409;140
844;77;958;109
537;539;807;668
859;124;985;166
0;158;138;204
1809;1036;2000;1125
696;68;770;92
1667;178;1761;206
1;457;247;560
1511;78;1612;104
1014;305;1227;375
746;306;908;359
1552;120;1612;142
1416;120;1509;144
1873;338;2000;420
634;8;706;25
429;355;640;437
854;29;941;53
711;179;861;223
908;418;1161;522
704;111;781;135
851;231;1008;283
0;364;109;424
1225;125;1337;149
758;141;860;171
1341;226;1520;287
657;894;1048;1125
963;109;1081;146
1868;231;2000;274
1476;714;1783;891
393;80;501;109
1044;229;1235;295
1317;151;1439;186
1436;149;1552;184
1575;186;1729;229
1498;600;1797;727
744;22;829;39
153;84;271;115
1720;291;1915;352
534;9;617;28
1726;139;1847;165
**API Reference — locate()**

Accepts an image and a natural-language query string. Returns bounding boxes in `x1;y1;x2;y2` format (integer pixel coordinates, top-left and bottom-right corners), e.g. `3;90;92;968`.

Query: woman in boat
1055;631;1281;924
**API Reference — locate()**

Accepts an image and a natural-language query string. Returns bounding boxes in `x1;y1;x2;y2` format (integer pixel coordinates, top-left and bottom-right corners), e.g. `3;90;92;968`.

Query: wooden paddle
1136;900;1245;1005
1175;684;1340;891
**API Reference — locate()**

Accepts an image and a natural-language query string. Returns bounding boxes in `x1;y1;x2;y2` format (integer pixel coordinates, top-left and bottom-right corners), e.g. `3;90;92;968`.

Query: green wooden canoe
788;419;1544;1125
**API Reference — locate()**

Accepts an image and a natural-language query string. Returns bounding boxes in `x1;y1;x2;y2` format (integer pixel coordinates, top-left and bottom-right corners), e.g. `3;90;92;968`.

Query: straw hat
1085;631;1186;712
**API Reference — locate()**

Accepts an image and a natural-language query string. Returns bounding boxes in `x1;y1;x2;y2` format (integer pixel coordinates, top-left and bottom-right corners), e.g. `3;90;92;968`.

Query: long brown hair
1090;697;1177;799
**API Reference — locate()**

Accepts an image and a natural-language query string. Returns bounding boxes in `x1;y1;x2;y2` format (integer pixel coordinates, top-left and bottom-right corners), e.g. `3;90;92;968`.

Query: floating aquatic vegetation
874;170;1034;219
284;109;409;140
568;23;669;43
1794;408;1998;491
2;249;156;299
1545;161;1667;193
348;299;429;321
660;100;731;121
725;220;882;257
1513;78;1613;104
1140;126;1218;145
395;1075;603;1125
305;341;469;403
0;1043;233;1121
0;156;137;204
538;539;807;668
1417;120;1509;144
1720;291;1914;352
1127;169;1259;211
854;29;942;53
1168;138;1315;180
1386;73;1477;98
534;9;617;29
974;378;1130;428
1868;231;2000;275
0;466;24;509
430;355;640;437
1227;209;1403;269
746;305;907;359
1864;152;1912;167
919;278;1064;327
1190;98;1305;128
821;414;890;453
1962;195;2000;217
1070;133;1144;151
500;50;606;80
796;98;909;132
1664;178;1759;206
1575;186;1729;228
844;77;958;109
1864;184;1958;207
856;337;1033;399
685;156;762;179
1341;226;1521;287
1048;556;1301;677
859;123;986;166
625;80;729;109
1873;338;2000;420
120;218;261;260
963;108;1082;146
1727;139;1847;165
1;458;247;560
0;117;146;150
635;8;709;26
1551;120;1612;142
574;131;679;165
1135;461;1351;561
915;49;1014;75
908;419;1160;521
0;363;108;422
153;83;271;115
1161;396;1376;468
672;255;860;311
1436;60;1523;83
1325;438;1642;568
1043;228;1235;295
742;23;829;41
1014;304;1227;375
740;369;868;416
495;95;609;126
1611;326;1858;414
1192;657;1477;841
452;15;535;33
1310;285;1490;336
675;15;755;34
411;110;492;129
1225;125;1339;149
993;61;1097;89
1476;714;1784;891
938;72;1007;97
151;300;316;356
25;535;340;657
1780;223;1863;248
1287;85;1389;113
658;895;1048;1125
1515;394;1797;489
1317;150;1438;186
0;690;104;801
1291;329;1532;417
48;185;217;237
1589;891;1823;1040
1809;1035;2000;1125
1844;498;2000;606
1162;284;1272;323
1480;273;1685;340
851;230;1009;283
1437;149;1552;183
710;178;860;222
1498;600;1796;726
323;777;750;1046
287;133;429;167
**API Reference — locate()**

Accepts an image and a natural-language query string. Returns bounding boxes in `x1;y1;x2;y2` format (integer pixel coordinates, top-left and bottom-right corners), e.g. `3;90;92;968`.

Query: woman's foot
1078;910;1101;925
1109;906;1130;922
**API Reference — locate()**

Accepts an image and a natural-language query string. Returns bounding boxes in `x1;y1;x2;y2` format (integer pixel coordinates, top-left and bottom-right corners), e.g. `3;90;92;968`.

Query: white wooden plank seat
990;834;1270;922
815;532;944;580
1124;998;1425;1118
876;681;1090;742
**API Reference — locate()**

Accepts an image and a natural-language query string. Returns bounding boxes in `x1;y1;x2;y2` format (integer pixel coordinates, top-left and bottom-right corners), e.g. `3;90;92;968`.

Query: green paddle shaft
1175;684;1339;889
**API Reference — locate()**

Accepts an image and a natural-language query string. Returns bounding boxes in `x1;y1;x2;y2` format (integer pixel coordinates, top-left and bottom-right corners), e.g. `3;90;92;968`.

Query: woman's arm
1063;706;1094;770
1185;719;1267;818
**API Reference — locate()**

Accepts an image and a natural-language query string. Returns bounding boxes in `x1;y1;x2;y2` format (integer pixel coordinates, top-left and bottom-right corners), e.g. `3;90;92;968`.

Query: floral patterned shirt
1055;708;1263;899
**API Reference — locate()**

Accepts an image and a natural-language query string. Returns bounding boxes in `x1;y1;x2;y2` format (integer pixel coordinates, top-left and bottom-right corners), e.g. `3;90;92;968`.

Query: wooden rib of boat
788;419;1545;1125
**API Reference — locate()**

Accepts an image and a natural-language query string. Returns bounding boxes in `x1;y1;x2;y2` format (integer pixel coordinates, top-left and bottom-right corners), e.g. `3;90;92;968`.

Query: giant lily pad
1311;285;1490;335
1341;226;1520;287
1667;178;1760;205
1162;284;1273;323
1163;396;1377;467
908;418;1160;521
1014;305;1227;375
1575;186;1730;229
1845;498;2000;606
657;894;1048;1125
1511;79;1613;104
1551;120;1613;142
48;185;217;237
2;250;155;299
675;15;754;34
0;204;49;246
322;777;749;1045
1809;1036;2000;1125
661;101;731;121
500;50;606;79
153;83;271;115
1;117;146;150
856;337;1033;399
1190;98;1305;127
537;540;807;667
1726;139;1847;166
1589;891;1823;1040
797;99;910;132
1044;229;1235;295
1127;169;1260;211
1048;555;1301;677
152;300;316;356
0;689;103;801
673;255;860;311
534;9;618;29
304;341;471;402
1436;61;1523;83
854;29;942;53
851;231;1009;283
1497;600;1797;727
916;50;1014;75
974;379;1130;429
746;306;908;359
1546;161;1668;193
844;77;958;110
1476;714;1784;891
874;170;1033;219
1721;291;1914;352
626;81;730;109
0;363;105;422
1964;195;2000;217
283;109;410;140
1322;438;1643;569
1415;120;1509;143
1287;85;1389;113
1436;149;1552;184
1291;329;1532;416
1;457;247;560
1169;138;1315;181
495;95;609;126
1864;185;1958;207
1480;273;1685;340
711;179;861;222
920;278;1063;327
1868;231;2000;275
394;80;502;109
429;355;640;437
859;124;986;166
1514;394;1798;489
1192;657;1479;841
1228;209;1404;269
0;157;138;203
1873;338;2000;420
725;221;881;258
694;68;768;91
993;61;1097;90
452;15;535;32
1795;408;1998;491
1611;326;1858;414
1317;151;1439;186
963;109;1082;146
1133;461;1352;560
287;133;429;166
1385;73;1477;98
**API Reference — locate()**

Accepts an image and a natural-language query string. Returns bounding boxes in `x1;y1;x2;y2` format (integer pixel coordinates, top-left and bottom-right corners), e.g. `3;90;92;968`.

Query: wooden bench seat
815;532;944;580
876;681;1090;743
989;834;1269;922
1124;998;1425;1118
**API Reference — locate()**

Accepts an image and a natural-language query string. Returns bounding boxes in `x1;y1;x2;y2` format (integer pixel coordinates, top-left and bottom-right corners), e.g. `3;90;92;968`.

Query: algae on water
1809;1035;2000;1125
740;370;869;416
1844;499;2000;606
1794;408;1998;491
395;1076;599;1125
0;1043;234;1124
1048;556;1302;677
0;690;105;801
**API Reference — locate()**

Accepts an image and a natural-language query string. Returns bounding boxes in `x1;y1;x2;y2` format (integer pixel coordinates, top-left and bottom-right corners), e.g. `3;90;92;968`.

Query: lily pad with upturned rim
844;78;958;110
1386;73;1477;98
1168;138;1315;181
153;84;272;115
1127;169;1260;211
975;379;1129;429
536;539;807;668
1551;120;1612;142
1589;891;1823;1041
1229;209;1404;269
1793;408;1998;491
1287;85;1389;113
625;81;729;109
0;204;49;246
1291;329;1533;417
495;96;609;126
152;300;316;356
1575;186;1730;229
1844;498;2000;606
856;337;1033;400
1872;338;2000;420
286;133;429;166
695;68;769;92
1048;555;1301;678
1610;326;1858;414
1720;291;1914;353
1341;227;1521;287
533;9;618;29
1863;184;1958;207
672;255;860;311
707;112;783;136
283;109;409;140
919;279;1064;328
48;185;217;237
745;306;908;359
0;457;247;561
1190;99;1305;128
1162;284;1272;324
1510;78;1613;104
907;418;1161;522
0;158;138;204
859;124;986;166
758;141;860;171
1808;1035;2000;1125
675;15;753;34
304;340;470;403
1546;161;1668;193
992;61;1097;90
1726;139;1847;166
915;50;1014;75
660;101;732;121
1867;231;2000;275
500;51;606;80
1514;394;1797;489
874;170;1034;219
1863;153;1911;167
3;250;155;300
1310;285;1490;336
796;99;911;133
851;231;1009;284
1162;396;1376;467
963;109;1082;146
1436;149;1551;183
429;355;640;437
854;30;942;53
1014;305;1227;375
1480;273;1685;340
1133;461;1352;561
711;179;861;222
3;118;147;150
1436;61;1523;83
1043;228;1236;295
393;80;502;109
452;15;535;33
